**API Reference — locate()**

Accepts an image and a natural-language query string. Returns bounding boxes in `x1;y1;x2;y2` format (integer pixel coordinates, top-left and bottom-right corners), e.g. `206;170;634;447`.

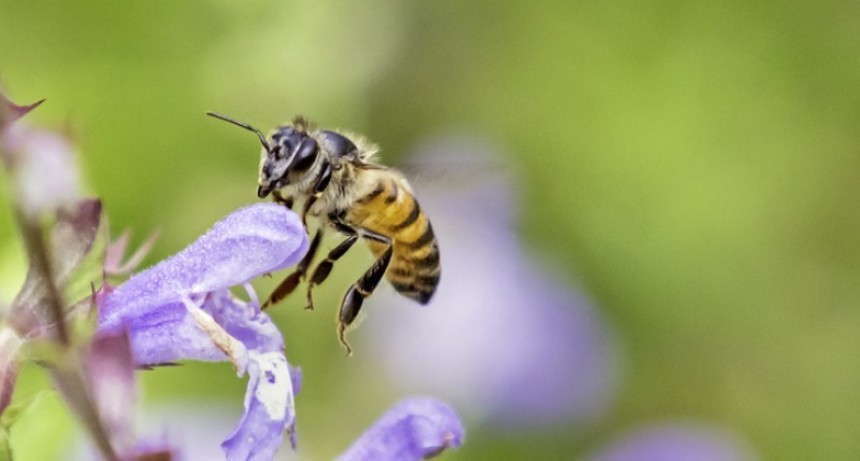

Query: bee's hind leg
262;229;323;309
336;231;392;355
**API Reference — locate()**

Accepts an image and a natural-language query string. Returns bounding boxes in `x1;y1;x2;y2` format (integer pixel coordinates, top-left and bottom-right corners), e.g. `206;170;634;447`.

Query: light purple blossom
2;124;83;219
368;136;618;427
588;422;758;461
97;203;309;460
337;397;464;461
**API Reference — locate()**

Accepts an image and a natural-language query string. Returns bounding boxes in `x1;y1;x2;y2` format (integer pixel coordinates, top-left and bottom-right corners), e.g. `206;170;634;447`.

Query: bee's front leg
262;228;324;309
301;162;333;228
305;222;359;311
272;190;294;210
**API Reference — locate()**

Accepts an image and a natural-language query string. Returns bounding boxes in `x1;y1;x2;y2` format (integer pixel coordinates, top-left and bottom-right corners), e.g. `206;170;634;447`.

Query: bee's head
207;112;319;198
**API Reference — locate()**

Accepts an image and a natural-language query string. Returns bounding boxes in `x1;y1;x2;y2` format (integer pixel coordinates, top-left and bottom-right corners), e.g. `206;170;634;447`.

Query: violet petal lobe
95;204;306;461
336;398;464;461
221;351;298;461
99;203;308;331
114;288;287;368
110;290;300;461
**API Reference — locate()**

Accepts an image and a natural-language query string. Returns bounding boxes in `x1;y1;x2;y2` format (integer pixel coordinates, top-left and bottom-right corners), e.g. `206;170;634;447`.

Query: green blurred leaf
0;390;48;460
0;391;46;429
0;428;11;461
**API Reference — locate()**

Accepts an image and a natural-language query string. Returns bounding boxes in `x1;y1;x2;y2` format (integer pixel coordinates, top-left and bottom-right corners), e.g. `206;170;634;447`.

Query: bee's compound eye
291;138;319;172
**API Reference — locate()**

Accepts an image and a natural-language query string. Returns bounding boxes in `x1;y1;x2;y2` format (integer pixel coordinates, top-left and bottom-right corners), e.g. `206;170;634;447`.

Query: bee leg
337;232;393;355
301;196;317;228
272;190;294;210
261;229;323;309
301;162;333;227
305;229;359;311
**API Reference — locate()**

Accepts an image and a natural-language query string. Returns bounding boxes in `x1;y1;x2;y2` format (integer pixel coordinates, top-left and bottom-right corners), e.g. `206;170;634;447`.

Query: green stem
14;212;70;346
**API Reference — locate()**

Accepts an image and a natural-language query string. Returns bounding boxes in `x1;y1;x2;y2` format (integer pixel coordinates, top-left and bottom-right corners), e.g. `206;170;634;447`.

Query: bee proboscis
207;112;440;353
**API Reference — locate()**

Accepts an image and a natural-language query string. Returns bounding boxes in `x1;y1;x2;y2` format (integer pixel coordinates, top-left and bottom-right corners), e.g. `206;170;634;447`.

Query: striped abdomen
348;176;440;304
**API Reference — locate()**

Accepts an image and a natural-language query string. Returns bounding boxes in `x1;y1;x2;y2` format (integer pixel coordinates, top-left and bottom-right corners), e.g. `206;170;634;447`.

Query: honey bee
207;112;440;353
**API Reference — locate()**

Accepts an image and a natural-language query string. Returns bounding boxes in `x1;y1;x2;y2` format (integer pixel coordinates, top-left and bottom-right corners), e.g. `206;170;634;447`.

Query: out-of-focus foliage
1;0;858;460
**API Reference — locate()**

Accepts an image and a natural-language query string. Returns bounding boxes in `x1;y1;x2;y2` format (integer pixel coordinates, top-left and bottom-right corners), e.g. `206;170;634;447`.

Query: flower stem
52;363;119;461
14;210;70;346
10;211;120;460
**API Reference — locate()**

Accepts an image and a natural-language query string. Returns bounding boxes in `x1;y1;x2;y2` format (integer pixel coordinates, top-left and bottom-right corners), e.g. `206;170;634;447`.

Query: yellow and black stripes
387;235;440;304
348;176;440;305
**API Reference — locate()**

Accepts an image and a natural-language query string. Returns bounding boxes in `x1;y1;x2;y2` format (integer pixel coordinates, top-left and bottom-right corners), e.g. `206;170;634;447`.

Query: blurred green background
1;0;859;460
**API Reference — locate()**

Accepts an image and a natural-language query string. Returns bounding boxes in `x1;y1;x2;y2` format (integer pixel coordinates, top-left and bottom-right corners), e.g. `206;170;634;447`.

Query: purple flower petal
96;204;307;460
99;203;307;331
588;423;758;461
221;351;297;460
336;397;464;461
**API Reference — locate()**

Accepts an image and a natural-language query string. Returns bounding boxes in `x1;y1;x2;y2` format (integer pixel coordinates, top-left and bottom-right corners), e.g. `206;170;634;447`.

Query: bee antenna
206;111;272;152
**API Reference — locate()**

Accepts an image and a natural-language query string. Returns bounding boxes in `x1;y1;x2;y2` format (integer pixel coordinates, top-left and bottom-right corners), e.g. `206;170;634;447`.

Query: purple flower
337;397;464;461
97;203;309;460
588;422;758;461
367;136;618;427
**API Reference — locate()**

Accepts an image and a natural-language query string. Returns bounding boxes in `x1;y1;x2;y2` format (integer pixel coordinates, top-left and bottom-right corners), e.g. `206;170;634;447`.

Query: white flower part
250;351;292;421
181;295;249;375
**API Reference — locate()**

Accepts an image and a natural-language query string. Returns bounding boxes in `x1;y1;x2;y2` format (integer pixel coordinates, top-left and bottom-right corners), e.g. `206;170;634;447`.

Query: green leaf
0;390;48;461
0;427;12;461
0;391;47;429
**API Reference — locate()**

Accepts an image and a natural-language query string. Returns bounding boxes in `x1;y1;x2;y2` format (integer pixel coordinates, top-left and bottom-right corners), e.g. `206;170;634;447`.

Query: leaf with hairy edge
9;199;106;339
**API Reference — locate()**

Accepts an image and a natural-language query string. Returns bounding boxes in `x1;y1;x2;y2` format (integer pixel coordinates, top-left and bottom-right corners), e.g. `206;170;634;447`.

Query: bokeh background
1;1;859;460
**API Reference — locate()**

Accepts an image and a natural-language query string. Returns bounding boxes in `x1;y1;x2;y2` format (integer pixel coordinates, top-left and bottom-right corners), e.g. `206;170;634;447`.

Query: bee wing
394;135;519;226
398;136;512;190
